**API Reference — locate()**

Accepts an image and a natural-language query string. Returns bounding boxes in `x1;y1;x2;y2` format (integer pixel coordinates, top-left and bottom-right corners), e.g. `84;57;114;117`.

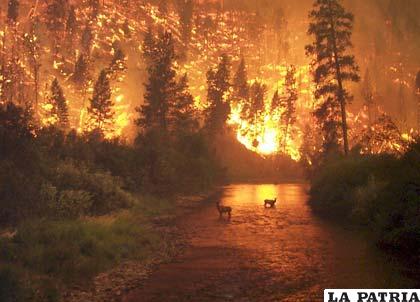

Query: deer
264;198;277;208
216;202;232;218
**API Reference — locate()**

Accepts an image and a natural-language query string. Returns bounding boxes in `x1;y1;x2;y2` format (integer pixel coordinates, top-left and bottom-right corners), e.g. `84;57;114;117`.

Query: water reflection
125;184;417;302
213;184;416;294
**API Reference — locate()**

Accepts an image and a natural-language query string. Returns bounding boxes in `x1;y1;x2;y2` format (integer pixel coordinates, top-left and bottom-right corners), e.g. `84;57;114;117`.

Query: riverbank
0;190;221;302
308;140;420;265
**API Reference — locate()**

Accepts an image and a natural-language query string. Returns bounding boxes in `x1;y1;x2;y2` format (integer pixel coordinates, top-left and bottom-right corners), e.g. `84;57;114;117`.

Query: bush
0;160;46;226
309;140;420;260
309;154;397;219
52;161;134;215
55;190;93;219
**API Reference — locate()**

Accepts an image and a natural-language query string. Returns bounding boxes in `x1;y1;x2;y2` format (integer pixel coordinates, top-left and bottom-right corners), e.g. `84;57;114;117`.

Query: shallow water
124;184;417;302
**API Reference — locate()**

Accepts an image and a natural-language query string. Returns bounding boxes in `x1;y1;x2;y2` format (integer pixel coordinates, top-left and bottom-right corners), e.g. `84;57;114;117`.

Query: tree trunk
337;82;349;155
329;5;349;156
417;92;420;130
283;120;290;153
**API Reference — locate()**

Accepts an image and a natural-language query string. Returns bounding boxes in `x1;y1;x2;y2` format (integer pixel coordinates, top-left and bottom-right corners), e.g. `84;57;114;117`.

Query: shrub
52;161;134;215
55;190;93;219
309;140;420;260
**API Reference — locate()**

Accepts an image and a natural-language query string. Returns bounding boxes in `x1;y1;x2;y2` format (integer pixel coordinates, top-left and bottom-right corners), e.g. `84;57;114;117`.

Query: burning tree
87;70;114;135
306;0;360;155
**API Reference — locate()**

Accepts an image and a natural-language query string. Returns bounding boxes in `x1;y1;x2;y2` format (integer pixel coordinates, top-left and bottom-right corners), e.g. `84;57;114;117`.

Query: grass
0;195;176;301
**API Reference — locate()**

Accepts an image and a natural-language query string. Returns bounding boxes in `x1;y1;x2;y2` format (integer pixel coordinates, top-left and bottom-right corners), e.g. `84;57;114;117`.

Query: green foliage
53;189;93;219
52;161;134;215
310;153;398;217
0;218;160;284
309;140;420;259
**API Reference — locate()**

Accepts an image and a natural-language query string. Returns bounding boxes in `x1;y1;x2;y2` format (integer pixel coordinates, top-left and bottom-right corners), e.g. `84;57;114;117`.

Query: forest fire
0;0;418;160
1;1;420;301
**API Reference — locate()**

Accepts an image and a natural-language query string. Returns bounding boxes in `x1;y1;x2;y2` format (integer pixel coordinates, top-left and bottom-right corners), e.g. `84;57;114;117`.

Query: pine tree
7;0;19;23
232;58;249;105
87;70;114;133
249;81;266;119
279;65;298;152
81;23;93;55
66;5;77;38
72;54;89;86
204;54;231;137
23;22;41;114
49;78;69;130
138;30;178;134
142;27;156;64
171;74;198;134
46;0;68;33
177;0;194;58
361;68;374;127
109;47;127;76
270;90;281;113
306;0;360;155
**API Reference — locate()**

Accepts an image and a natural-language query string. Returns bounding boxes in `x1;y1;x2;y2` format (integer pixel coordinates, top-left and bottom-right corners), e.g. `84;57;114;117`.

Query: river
123;184;417;302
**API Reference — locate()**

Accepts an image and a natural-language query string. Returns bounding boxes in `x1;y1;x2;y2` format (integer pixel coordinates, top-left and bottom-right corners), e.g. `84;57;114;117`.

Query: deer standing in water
264;198;277;208
216;202;232;218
